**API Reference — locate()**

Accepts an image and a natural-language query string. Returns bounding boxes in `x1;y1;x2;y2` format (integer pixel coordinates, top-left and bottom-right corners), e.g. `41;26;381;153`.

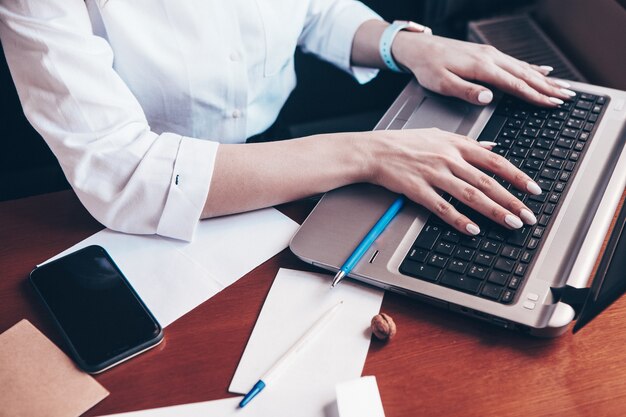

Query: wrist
391;30;429;70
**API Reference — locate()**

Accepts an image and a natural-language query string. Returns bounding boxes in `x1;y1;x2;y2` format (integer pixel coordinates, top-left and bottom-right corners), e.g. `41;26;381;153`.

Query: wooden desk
2;190;626;417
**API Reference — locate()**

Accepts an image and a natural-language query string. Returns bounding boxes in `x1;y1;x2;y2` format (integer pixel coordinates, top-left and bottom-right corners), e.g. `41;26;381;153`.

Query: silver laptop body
290;79;626;337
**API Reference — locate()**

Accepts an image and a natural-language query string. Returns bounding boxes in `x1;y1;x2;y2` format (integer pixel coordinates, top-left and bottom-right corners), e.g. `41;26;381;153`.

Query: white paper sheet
228;268;384;417
336;376;386;417
43;208;299;327
97;397;242;417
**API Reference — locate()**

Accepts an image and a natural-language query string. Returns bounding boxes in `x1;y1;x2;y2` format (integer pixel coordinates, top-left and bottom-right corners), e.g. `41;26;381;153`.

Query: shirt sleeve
297;0;383;84
0;0;218;242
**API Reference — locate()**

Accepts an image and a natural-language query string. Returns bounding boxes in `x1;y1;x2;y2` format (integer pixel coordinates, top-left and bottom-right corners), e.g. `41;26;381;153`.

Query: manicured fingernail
549;97;564;105
466;223;481;235
540;65;554;74
554;79;571;88
478;90;493;104
560;88;576;97
478;141;498;148
527;181;542;195
520;209;537;225
505;214;523;229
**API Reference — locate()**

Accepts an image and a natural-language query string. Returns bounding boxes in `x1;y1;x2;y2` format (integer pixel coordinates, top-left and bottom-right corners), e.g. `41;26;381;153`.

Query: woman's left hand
391;32;575;107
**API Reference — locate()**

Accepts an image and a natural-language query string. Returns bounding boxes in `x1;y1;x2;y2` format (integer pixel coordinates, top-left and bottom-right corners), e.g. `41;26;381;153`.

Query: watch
379;20;432;73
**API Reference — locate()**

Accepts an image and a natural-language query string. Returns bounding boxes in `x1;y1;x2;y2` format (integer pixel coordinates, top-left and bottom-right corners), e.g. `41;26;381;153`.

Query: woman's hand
391;33;575;107
362;128;541;235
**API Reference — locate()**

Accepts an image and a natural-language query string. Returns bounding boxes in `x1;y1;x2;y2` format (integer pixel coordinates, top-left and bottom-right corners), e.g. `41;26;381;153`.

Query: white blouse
0;0;380;240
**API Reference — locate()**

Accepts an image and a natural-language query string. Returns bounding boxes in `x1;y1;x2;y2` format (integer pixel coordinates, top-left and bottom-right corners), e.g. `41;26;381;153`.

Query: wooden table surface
2;190;626;417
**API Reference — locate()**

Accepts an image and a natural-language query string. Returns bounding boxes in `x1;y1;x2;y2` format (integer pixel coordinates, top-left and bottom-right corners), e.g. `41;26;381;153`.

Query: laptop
290;79;626;337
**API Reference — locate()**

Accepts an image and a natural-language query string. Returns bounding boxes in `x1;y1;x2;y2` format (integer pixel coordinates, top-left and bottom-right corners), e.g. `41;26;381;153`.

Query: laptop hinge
551;285;590;319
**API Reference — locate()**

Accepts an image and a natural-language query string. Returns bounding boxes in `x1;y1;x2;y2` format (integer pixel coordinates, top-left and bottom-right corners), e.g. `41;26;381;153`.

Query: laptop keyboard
399;91;609;304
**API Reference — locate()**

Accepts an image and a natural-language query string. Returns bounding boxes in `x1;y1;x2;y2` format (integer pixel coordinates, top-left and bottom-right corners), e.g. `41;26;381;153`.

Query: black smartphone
29;245;163;373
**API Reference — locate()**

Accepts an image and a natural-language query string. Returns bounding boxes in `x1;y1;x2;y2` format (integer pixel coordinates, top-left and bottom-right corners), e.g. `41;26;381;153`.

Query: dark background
0;0;550;201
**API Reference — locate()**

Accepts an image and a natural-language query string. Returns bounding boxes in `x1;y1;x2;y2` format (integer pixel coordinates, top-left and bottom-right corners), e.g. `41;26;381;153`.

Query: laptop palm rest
404;96;469;131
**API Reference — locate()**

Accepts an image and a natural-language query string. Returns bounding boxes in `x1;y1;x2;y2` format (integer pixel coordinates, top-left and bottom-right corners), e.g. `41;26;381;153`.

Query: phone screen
30;246;161;371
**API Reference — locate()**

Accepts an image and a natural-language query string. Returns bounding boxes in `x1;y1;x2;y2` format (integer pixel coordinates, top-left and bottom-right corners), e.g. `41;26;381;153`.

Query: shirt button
229;51;241;62
232;109;242;118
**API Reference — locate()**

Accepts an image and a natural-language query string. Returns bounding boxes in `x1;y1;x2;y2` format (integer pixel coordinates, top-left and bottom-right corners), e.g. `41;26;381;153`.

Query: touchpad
404;96;469;133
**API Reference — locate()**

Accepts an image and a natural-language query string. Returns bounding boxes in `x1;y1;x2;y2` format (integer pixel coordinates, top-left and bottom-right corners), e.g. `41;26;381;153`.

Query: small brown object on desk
371;313;396;341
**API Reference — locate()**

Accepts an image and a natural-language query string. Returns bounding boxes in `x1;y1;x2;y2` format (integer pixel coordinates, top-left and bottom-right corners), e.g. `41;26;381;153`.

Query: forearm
350;19;389;69
201;134;372;218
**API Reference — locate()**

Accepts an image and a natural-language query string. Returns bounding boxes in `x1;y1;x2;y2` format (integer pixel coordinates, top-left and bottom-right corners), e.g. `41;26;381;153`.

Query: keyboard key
530;148;548;160
528;193;547;203
507;227;530;246
540;128;558;140
448;259;469;274
560;171;571;182
546;119;563;129
526;200;543;214
579;93;597;101
501;245;521;259
584;122;594;132
459;236;480;249
540;168;559;180
551;147;569;159
532;227;545;238
435;241;455;256
481;283;504;300
487;229;506;241
570;151;580;161
501;289;515;303
521;251;533;263
592;105;602;114
400;261;440;282
526;118;544;128
579;132;590;142
535;178;553;192
551;110;568;120
481;240;501;254
556;138;574;149
441;230;461;243
509;146;529;158
574;142;585;151
494;258;515;273
468;265;488;280
454;247;475;261
517;137;535;148
545;203;556;214
571;109;588;119
428;254;447;268
524;158;543;171
545;157;564;170
408;248;429;262
475;252;495;267
576;100;592;110
523;127;539;138
440;272;482;294
536;138;553;150
527;238;539;249
548;193;560;204
562;128;579;139
414;224;441;250
514;264;527;276
488;271;509;286
538;214;550;227
564;161;575;172
566;118;583;129
508;276;521;289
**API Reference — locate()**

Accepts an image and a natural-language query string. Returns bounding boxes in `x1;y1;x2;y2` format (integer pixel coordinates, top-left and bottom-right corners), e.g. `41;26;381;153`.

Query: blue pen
238;301;343;408
331;195;405;287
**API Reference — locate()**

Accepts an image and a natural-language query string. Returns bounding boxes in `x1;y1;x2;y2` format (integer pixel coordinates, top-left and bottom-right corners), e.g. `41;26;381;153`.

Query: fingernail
527;181;542;195
505;214;523;229
549;97;564;105
560;88;576;97
478;90;493;104
554;79;571;88
466;223;481;235
540;65;554;74
520;208;537;225
478;141;498;148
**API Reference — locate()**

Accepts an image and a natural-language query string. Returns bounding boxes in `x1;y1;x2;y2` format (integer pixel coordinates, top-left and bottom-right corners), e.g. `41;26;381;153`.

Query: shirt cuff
156;136;219;241
324;2;382;84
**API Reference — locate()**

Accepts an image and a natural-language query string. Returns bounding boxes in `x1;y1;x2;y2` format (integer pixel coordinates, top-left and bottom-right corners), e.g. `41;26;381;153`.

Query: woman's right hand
362;128;541;235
